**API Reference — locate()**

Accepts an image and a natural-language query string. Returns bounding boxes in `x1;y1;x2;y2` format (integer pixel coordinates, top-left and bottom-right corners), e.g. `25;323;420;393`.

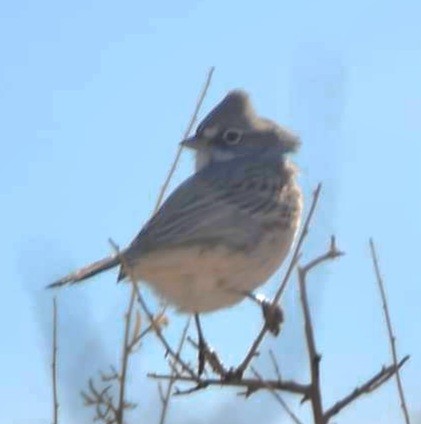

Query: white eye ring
222;128;243;145
202;125;219;138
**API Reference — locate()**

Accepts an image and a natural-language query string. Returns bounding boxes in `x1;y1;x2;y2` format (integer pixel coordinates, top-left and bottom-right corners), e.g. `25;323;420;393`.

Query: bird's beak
180;135;209;150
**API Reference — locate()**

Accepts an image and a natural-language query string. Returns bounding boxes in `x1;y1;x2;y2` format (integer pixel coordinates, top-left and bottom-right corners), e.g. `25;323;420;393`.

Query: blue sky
1;1;421;423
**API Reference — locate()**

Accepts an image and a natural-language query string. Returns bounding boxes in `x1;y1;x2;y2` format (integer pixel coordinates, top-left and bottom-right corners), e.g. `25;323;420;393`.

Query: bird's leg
193;314;227;377
245;292;284;336
194;313;207;375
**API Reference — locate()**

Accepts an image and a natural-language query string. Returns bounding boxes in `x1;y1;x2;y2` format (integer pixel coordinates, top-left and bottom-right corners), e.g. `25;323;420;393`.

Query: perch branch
236;183;322;375
148;373;310;397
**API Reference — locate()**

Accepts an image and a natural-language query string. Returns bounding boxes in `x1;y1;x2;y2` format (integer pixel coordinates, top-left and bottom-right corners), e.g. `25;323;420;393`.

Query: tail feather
47;255;121;289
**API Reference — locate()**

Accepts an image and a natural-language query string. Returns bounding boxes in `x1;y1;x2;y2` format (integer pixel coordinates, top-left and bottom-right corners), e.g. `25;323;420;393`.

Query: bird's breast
129;210;301;313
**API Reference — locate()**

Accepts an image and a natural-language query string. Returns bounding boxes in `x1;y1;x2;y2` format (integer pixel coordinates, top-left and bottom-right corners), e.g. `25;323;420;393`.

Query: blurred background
1;1;421;423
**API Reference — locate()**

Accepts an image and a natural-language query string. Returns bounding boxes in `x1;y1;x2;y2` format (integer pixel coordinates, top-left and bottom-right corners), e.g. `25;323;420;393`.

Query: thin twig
51;297;59;424
112;239;197;381
148;373;310;396
107;238;143;424
298;269;322;422
297;237;344;424
158;317;191;424
269;350;282;381
81;378;121;422
236;183;322;375
109;68;215;421
369;239;411;424
187;336;228;377
251;367;304;424
325;356;410;420
128;311;167;352
274;184;323;303
116;284;137;424
153;66;215;212
133;286;198;380
301;236;344;274
130;68;216;382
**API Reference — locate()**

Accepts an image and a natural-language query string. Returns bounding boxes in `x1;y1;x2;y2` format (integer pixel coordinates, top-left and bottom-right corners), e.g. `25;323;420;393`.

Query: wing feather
126;159;284;256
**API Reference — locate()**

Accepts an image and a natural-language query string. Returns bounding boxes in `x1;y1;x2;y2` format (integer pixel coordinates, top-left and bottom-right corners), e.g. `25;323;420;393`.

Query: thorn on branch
325;356;410;420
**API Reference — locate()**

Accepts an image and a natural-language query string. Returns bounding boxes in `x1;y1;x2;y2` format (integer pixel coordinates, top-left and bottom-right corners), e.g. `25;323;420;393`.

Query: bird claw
261;299;284;336
247;293;284;336
222;367;243;382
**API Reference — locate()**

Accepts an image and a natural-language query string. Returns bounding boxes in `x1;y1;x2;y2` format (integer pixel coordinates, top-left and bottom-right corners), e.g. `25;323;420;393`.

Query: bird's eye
222;128;243;145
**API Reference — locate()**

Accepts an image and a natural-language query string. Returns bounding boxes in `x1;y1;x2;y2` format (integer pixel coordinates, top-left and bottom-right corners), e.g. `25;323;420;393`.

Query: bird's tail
47;255;121;289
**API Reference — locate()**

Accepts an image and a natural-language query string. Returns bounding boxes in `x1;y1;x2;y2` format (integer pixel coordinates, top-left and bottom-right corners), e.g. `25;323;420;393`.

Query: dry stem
251;367;304;424
116;284;137;423
153;66;215;212
158;317;191;424
148;373;310;396
369;239;411;424
297;237;344;423
236;183;322;375
97;67;215;423
128;67;216;383
51;297;59;424
134;285;199;379
324;356;409;420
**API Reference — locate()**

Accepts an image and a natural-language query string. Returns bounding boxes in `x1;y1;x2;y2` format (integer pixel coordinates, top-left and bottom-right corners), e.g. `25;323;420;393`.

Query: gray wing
126;160;283;257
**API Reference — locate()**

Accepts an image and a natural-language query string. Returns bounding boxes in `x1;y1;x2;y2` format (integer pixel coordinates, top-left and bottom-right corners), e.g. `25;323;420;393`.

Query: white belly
129;226;298;313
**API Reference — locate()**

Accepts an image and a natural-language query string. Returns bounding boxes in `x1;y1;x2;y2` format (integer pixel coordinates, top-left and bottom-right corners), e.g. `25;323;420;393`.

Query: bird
48;90;303;315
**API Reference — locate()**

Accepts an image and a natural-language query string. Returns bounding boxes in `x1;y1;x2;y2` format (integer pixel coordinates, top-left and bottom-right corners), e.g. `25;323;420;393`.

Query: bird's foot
247;293;284;336
193;314;229;377
222;367;243;382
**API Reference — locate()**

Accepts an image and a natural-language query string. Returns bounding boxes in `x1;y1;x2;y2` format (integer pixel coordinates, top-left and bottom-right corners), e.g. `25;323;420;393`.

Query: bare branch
148;373;310;397
369;239;411;424
297;237;344;423
274;184;324;303
127;68;216;383
107;239;142;424
251;367;304;424
187;336;229;377
51;297;59;424
134;286;199;380
116;284;137;424
158;317;191;424
128;311;168;352
81;379;120;423
325;356;410;420
269;350;282;382
301;236;344;274
153;66;215;213
96;68;215;422
236;184;322;375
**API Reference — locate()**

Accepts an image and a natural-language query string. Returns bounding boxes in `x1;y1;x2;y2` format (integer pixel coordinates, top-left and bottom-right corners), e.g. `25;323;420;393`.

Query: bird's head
181;90;300;170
